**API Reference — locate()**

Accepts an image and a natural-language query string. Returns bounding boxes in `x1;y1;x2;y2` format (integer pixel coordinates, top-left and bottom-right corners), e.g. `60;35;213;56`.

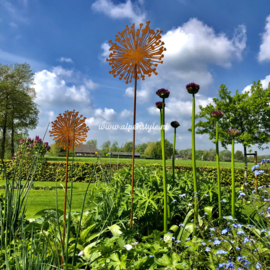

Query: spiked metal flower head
211;110;224;120
156;101;165;110
156;88;170;99
171;121;180;128
49;110;90;151
106;21;166;84
186;82;200;94
228;129;241;137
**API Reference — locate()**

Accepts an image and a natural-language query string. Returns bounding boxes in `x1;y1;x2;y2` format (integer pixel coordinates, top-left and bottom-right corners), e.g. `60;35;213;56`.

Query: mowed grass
44;155;254;169
0;180;91;219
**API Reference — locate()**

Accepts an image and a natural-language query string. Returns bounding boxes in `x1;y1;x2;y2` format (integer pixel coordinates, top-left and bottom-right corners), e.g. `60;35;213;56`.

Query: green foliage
187;82;270;152
144;142;156;158
152;139;173;159
235;150;244;161
49;143;64;157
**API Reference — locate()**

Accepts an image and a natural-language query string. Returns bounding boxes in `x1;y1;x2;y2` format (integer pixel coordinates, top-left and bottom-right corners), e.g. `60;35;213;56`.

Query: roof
74;144;96;153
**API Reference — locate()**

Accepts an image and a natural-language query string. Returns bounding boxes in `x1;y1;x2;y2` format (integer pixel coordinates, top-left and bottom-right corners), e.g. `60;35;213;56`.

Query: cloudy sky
1;0;270;155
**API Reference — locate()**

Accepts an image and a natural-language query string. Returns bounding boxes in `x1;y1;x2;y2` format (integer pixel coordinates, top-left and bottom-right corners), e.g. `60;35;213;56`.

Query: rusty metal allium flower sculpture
49;110;89;264
107;21;166;229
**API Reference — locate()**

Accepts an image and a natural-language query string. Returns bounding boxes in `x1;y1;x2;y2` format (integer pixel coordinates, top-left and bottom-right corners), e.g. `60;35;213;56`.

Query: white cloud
119;109;133;118
58;57;74;63
124;87;150;103
84;79;99;90
242;74;270;95
34;68;93;108
92;0;147;25
51;66;73;77
258;15;270;62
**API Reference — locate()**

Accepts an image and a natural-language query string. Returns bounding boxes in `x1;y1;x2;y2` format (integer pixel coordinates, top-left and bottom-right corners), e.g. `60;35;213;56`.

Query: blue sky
1;0;270;155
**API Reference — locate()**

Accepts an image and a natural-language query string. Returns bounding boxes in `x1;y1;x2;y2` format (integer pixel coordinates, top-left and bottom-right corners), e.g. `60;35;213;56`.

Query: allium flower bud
211;110;224;120
155;101;165;109
228;129;241;137
171;121;180;128
19;139;25;143
156;88;170;99
27;138;31;142
44;142;48;146
186;82;200;94
46;146;50;151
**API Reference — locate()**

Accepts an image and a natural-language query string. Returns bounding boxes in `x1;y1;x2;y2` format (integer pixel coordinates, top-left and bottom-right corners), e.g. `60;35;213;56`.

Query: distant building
109;152;140;158
171;155;185;160
74;144;96;156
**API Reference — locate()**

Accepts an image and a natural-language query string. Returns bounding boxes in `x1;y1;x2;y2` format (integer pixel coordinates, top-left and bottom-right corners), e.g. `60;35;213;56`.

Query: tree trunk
11;112;14;158
243;145;248;192
1;111;8;160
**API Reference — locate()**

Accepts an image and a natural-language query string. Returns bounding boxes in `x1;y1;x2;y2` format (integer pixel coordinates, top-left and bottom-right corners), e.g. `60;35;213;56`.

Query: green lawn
43;155;254;169
0;180;91;219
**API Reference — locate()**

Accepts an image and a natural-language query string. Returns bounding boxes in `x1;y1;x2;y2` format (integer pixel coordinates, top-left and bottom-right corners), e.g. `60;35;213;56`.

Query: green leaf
108;224;122;237
177;209;194;240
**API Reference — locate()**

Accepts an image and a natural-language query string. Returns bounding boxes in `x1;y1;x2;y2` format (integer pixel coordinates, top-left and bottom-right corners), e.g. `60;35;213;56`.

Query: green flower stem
216;121;222;220
231;138;235;218
161;101;168;232
172;128;176;188
192;93;198;235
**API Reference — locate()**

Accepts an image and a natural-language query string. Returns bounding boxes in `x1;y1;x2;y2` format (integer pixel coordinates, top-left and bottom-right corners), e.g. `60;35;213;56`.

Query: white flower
132;242;139;245
78;250;84;256
124;244;133;250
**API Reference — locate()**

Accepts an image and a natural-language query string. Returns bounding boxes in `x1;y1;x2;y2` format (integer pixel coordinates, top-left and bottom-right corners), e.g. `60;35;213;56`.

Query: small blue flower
205;247;211;252
204;194;209;197
179;193;186;197
221;228;229;235
260;229;267;233
210;227;215;231
215;250;227;255
186;237;190;241
175;240;181;243
255;262;262;269
243;237;249;244
171;199;177;203
149;255;154;258
213;240;221;245
235;247;240;250
221;199;226;203
179;223;185;227
237;230;244;235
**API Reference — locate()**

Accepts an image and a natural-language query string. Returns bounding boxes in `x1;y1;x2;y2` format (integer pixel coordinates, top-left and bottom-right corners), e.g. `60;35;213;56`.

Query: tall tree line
0;63;39;159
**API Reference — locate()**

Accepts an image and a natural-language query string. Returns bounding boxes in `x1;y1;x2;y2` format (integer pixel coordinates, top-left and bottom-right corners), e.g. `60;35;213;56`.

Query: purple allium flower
30;143;34;148
44;142;48;146
171;121;180;128
27;138;31;142
211;110;224;120
19;139;25;143
156;88;170;99
186;82;200;94
46;146;50;151
228;129;241;137
35;136;40;140
155;101;165;110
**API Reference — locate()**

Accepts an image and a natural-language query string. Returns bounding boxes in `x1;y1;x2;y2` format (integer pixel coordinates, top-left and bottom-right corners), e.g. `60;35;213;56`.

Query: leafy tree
101;140;111;156
0;63;38;159
219;149;232;161
110;141;119;152
86;139;97;146
235;150;244;161
49;143;63;157
123;141;133;153
152;139;173;159
187;82;270;189
195;149;204;160
144;142;156;158
135;143;147;154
